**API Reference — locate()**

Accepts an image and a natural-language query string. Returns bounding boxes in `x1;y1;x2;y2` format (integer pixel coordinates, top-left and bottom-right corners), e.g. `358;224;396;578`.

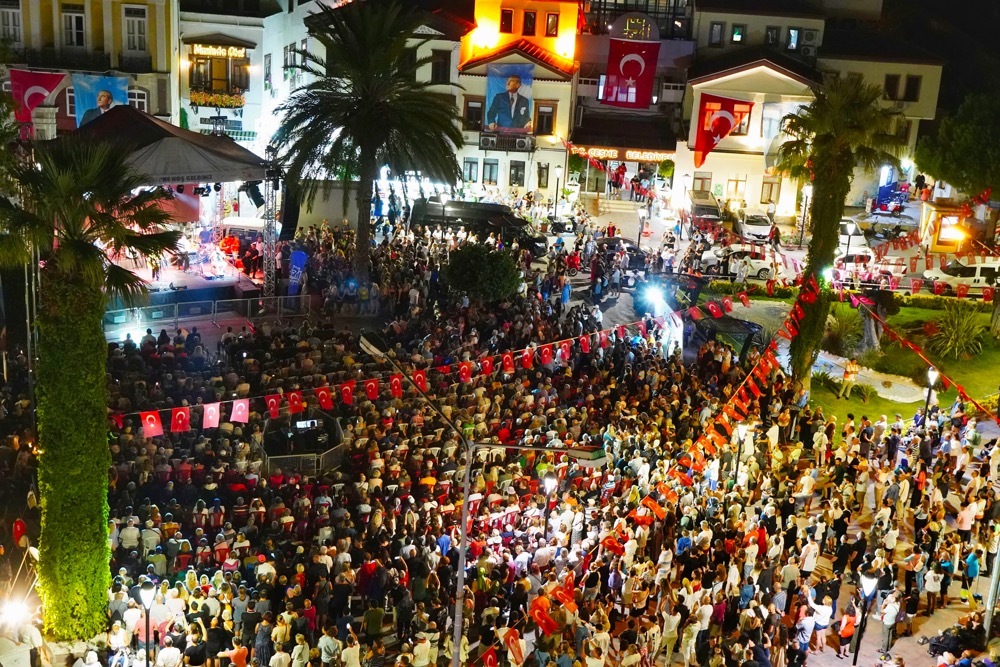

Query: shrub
811;371;837;391
707;280;798;299
854;383;879;404
901;294;991;312
856;348;882;369
922;320;940;337
926;302;987;360
442;244;521;303
821;310;862;357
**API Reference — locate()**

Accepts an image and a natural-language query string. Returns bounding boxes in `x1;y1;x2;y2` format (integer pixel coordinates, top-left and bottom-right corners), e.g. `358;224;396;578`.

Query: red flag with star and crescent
459;361;472;383
693;93;754;168
502;351;515;373
231;399;250;423
287;391;304;414
314;387;333;410
265;394;282;419
202;402;221;429
412;369;427;392
141;411;163;437
364;379;379;400
171;407;190;432
601;39;661;109
580;334;591;353
340;381;356;405
480;357;494;376
560;340;572;360
390;374;403;398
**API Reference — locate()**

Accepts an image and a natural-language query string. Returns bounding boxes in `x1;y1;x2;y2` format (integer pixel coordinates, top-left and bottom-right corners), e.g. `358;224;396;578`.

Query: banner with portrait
485;63;533;133
70;74;129;128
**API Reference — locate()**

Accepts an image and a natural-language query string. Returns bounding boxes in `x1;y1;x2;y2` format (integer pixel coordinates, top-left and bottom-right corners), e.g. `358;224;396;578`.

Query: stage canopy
70;105;267;186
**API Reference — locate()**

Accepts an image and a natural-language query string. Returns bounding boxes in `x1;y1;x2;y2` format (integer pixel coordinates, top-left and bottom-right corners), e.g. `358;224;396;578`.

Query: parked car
832;248;908;282
922;257;1000;293
595;237;649;272
838;220;869;250
733;212;773;243
701;243;781;280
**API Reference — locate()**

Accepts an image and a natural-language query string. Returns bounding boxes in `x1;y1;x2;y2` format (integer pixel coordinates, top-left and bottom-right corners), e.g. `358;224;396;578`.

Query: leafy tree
443;244;521;303
0;137;180;639
776;76;902;384
274;0;463;279
915;93;1000;195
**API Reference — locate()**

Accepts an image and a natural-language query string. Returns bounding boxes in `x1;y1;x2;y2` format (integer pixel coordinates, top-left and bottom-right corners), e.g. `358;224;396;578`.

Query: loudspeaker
245;182;265;208
279;184;300;241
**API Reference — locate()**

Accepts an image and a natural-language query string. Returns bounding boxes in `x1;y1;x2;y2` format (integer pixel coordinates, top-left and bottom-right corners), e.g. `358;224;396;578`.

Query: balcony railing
118;54;153;73
478;132;536;153
22;48;111;71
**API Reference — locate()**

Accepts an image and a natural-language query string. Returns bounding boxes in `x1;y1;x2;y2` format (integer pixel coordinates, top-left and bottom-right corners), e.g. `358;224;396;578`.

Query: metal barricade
177;300;215;321
265;453;319;477
212;299;254;325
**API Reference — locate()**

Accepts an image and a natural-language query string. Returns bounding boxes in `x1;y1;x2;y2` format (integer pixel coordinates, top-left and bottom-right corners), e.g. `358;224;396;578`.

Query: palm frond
104;261;149;307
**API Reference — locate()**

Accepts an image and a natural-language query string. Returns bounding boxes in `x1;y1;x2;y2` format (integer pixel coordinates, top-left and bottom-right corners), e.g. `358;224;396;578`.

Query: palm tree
273;0;464;278
776;76;902;383
0;136;181;639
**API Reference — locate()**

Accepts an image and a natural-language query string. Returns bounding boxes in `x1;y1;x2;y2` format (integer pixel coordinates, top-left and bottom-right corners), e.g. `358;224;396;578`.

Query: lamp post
359;332;604;667
853;570;880;666
543;471;558;540
139;580;156;664
844;220;856;259
924;366;939;425
554;165;564;218
799;184;813;248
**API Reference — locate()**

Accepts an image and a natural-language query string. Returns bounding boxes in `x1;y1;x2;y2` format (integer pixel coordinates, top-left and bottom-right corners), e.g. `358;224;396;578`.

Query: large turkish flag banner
693;93;754;168
601;39;660;109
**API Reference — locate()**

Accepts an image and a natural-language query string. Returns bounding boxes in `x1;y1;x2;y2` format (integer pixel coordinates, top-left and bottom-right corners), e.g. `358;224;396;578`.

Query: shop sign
570;145;675;162
570;145;619;160
192;44;248;58
624;149;674;162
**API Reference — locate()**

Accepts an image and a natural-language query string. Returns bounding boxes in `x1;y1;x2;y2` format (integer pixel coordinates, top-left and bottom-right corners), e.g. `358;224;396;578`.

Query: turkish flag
287;391;304;413
435;365;450;375
957;283;970;299
202;402;221;429
766;280;776;296
722;296;734;312
933;281;945;295
364;379;379;400
10;69;67;124
389;374;403;398
706;301;723;318
314;387;333;410
601;38;661;109
412;369;427;392
502;629;525;666
985;286;995;303
580;334;591;353
340;381;356;405
688;306;703;320
140;411;163;437
459;361;472;383
480;357;494;376
521;348;533;369
638;321;647;337
939;254;949;270
171;407;190;432
482;648;499;667
550;584;578;613
502;351;515;373
599;330;609;348
540;345;553;365
617;325;626;340
230;399;250;423
265;394;282;419
529;597;559;636
600;534;625;555
693;92;754;168
559;340;572;360
910;279;922;294
738;292;750;307
923;255;932;271
629;508;655;526
641;496;666;520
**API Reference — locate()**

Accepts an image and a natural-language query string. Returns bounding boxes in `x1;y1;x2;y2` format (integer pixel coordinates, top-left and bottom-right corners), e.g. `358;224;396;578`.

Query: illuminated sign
571;145;620;160
192;44;248;58
625;149;674;162
571;145;675;162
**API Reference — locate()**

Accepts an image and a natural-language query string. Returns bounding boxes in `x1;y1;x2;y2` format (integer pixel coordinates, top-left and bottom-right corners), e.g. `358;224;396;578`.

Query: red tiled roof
460;38;578;76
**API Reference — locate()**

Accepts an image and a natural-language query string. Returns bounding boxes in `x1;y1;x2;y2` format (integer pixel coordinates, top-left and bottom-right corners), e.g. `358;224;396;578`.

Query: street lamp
554;165;564;217
139;580;156;663
852;570;880;666
923;366;939;425
543;471;558;540
799;184;813;248
844;220;856;259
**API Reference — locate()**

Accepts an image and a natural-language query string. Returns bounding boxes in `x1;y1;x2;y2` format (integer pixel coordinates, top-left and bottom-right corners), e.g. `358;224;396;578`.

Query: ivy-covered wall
35;277;110;639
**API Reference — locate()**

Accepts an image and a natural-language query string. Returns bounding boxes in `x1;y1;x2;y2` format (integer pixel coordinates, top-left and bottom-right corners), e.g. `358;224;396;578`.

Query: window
847;72;863;82
903;75;921;102
430;50;450;84
0;3;22;46
264;53;272;89
483;159;499;185
761;176;781;204
883;74;900;100
500;9;513;33
709;22;724;46
127;88;147;113
896;119;912;142
65;87;75;116
463;97;483;131
730;110;751;136
545;12;558;37
123;6;147;53
693;171;712;192
726;175;746;200
534;102;555;136
786;28;800;51
731;24;745;44
301;39;307;58
765;26;780;45
537;163;549;189
510;160;525;187
283;44;293;76
463;158;479;183
523;11;536;36
62;5;85;48
190;54;250;93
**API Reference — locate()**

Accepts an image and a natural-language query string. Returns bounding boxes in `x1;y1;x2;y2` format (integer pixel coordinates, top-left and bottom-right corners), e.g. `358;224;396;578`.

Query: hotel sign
569;145;674;162
192;44;248;58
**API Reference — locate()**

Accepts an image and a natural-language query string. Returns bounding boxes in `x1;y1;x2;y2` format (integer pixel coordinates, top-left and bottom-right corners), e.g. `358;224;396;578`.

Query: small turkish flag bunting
985;286;995;303
957;283;969;299
458;361;472;383
540;344;553;365
202;402;220;429
265;394;282;419
706;301;723;318
314;387;333;410
910;279;922;294
580;335;591;354
480;357;494;376
364;379;379;400
559;340;572;360
502;351;515;373
230;399;249;423
340;380;355;405
688;307;703;320
390;374;403;397
521;348;533;369
412;369;427;392
140;411;163;437
171;407;190;432
638;321;647;337
722;296;734;312
599;330;609;348
287;390;304;413
738;292;750;307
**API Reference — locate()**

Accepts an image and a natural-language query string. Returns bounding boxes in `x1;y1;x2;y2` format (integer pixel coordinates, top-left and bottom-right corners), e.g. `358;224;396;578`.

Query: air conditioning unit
800;45;817;58
514;137;532;151
802;29;820;45
479;134;497;150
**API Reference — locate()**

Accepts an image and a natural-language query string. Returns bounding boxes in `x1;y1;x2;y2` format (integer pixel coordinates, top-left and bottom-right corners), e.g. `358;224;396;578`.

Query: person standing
878;591;900;652
837;358;860;399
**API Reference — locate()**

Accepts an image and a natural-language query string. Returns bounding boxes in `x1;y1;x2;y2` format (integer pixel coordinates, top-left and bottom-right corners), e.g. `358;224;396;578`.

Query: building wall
691;10;824;56
460;0;576;63
816;0;883;21
258;0;315;153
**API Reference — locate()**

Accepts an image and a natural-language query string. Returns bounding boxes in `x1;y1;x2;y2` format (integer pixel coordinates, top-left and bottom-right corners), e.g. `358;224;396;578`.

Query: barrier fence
103;295;315;335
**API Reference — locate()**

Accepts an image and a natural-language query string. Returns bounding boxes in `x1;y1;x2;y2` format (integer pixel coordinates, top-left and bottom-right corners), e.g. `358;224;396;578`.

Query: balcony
478;132;536;153
23;48;110;71
118;55;153;73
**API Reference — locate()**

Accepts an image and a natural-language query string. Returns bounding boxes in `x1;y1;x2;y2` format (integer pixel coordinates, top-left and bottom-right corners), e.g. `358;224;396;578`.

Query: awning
181;33;257;49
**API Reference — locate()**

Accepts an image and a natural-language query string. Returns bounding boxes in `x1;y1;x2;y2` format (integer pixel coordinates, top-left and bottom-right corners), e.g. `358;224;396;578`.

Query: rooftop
460;39;579;77
820;30;945;65
694;0;825;19
688;45;823;86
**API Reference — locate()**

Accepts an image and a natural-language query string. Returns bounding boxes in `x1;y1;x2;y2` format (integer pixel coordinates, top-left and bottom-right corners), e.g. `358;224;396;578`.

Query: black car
633;273;709;318
410;197;547;256
594;237;648;272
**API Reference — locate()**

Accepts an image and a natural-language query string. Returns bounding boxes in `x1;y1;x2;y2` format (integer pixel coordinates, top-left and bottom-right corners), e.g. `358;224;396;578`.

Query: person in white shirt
155;638;182;667
800;537;820;578
341;635;361;667
411;635;431;667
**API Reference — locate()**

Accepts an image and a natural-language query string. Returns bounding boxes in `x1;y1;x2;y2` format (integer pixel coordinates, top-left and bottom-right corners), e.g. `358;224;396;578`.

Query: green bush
812;371;837;391
856;348;882;370
927;302;987;360
442;244;522;303
901;294;992;312
821;310;862;357
854;383;879;404
707;280;799;299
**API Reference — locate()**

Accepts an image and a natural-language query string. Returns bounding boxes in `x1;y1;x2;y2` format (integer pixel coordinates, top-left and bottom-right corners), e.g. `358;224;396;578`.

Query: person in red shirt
218;638;248;667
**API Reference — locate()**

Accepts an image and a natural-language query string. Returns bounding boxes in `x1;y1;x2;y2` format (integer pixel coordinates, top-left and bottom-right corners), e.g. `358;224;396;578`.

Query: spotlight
214;183;222;192
201;187;210;198
176;184;185;194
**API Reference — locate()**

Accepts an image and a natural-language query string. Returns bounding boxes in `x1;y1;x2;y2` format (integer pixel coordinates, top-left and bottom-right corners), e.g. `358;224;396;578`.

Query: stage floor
108;259;261;307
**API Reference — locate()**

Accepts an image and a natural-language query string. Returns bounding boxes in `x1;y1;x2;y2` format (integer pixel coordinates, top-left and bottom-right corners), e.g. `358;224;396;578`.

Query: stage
107;256;261;309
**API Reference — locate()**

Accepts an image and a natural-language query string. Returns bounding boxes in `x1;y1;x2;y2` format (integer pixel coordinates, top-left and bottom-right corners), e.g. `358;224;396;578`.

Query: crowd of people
2;216;997;667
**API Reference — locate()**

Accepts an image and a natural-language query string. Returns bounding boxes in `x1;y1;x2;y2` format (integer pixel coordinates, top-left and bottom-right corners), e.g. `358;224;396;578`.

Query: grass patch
809;381;911;430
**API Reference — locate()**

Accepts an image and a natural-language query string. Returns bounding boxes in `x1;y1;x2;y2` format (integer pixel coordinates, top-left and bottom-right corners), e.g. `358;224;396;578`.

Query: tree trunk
859;310;882;353
35;275;111;640
353;153;379;281
991;298;1000;339
789;167;853;382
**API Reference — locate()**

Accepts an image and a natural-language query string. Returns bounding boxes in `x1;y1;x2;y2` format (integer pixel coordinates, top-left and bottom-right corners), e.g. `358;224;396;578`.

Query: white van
922;257;1000;293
